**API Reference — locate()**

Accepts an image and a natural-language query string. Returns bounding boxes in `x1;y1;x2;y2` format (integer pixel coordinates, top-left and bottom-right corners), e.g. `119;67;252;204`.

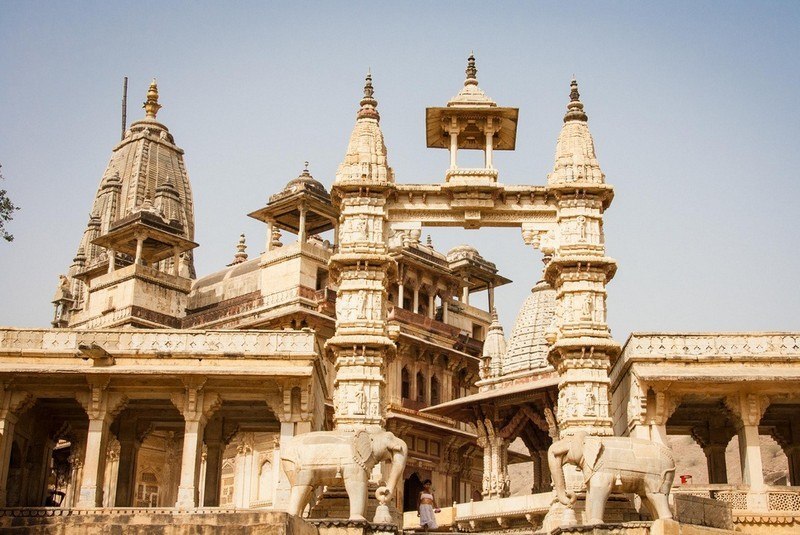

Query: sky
1;1;798;340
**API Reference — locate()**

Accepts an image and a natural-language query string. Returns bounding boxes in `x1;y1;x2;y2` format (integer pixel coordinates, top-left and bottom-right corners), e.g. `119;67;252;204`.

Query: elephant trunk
384;440;408;497
548;445;575;506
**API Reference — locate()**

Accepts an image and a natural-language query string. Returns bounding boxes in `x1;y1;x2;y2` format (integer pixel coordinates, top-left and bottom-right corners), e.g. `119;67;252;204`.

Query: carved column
692;420;736;485
171;381;220;508
103;439;120;507
203;417;224;507
726;394;768;511
298;202;308;244
76;379;127;507
0;410;20;505
114;416;140;507
541;80;617;438
328;185;396;430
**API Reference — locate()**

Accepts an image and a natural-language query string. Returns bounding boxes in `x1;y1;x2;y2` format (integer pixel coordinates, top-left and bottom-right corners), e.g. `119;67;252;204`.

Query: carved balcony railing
671;484;800;513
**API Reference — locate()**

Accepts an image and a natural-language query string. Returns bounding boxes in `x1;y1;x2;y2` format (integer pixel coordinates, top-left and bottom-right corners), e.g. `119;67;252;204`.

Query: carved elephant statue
280;427;408;521
548;433;676;525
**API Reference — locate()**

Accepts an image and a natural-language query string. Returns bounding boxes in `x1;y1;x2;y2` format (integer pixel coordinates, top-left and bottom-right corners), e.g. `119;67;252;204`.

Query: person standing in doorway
417;479;440;532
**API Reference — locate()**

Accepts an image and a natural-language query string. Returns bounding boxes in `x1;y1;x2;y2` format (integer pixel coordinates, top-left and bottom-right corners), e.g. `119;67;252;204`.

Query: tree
0;164;20;242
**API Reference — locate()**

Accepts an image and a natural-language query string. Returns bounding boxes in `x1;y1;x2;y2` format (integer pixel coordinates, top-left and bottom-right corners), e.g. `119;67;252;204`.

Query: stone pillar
75;380;126;508
726;393;768;511
785;445;800;486
103;439;120;507
428;293;435;319
442;294;449;324
266;220;274;252
273;422;295;508
233;433;255;508
738;424;765;490
171;383;220;508
114;418;140;507
77;415;112;507
176;418;205;508
449;127;458;169
107;249;116;273
484;125;494;169
134;235;145;265
0;412;18;507
704;445;728;484
540;80;617;438
397;282;404;308
203;419;224;507
461;279;469;304
328;183;395;431
487;283;495;314
298;203;308;244
412;286;419;314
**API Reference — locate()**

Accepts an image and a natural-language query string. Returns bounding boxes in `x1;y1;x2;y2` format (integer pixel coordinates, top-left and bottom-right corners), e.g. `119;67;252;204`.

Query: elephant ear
352;429;373;470
583;438;603;473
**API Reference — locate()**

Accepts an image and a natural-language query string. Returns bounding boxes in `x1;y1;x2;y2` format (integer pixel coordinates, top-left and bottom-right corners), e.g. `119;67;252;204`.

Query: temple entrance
403;472;424;512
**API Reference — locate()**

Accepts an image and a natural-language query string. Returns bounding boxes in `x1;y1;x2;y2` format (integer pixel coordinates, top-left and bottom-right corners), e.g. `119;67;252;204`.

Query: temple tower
544;80;619;437
327;73;397;430
58;80;198;328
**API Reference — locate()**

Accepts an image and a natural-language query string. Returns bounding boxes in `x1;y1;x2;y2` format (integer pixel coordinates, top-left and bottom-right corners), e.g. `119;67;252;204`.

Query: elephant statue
280;427;407;521
548;432;676;525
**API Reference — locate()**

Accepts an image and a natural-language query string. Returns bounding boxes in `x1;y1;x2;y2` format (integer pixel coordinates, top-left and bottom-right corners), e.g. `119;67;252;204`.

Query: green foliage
0;164;20;242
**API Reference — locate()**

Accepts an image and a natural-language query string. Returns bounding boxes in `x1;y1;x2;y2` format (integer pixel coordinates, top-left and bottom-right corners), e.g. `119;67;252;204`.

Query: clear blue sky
1;2;798;338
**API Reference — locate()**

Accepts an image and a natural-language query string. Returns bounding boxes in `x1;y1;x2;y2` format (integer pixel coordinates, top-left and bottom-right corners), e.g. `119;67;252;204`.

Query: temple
0;58;798;535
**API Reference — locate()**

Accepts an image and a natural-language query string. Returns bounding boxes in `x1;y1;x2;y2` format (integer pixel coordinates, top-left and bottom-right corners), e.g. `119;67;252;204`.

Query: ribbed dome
502;279;556;374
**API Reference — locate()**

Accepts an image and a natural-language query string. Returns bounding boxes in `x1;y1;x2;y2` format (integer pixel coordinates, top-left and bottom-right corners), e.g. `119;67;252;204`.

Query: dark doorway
403;472;424;512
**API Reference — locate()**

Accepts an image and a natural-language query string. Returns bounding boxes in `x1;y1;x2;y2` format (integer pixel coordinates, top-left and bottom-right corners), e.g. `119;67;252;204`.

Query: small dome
270;165;330;203
446;244;482;262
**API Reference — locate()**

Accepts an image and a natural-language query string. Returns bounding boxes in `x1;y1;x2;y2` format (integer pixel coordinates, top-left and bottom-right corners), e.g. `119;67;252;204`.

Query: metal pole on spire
121;76;128;140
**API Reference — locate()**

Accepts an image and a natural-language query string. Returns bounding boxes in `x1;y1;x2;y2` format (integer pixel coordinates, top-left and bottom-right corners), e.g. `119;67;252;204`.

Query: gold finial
143;78;162;119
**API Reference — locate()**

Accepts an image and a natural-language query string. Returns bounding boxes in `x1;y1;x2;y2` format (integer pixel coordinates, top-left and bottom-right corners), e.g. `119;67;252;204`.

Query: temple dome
446;244;482;262
502;278;556;374
270;165;330;203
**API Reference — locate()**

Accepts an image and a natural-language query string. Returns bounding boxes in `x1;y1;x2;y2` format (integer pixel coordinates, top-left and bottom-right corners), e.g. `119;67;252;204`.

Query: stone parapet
0;328;315;358
0;509;318;535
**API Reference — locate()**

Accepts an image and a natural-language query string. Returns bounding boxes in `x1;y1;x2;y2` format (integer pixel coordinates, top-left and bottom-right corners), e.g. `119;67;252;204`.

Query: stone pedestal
308;484;401;526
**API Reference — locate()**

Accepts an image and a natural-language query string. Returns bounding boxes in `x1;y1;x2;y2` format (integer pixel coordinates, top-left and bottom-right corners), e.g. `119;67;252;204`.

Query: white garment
419;503;437;528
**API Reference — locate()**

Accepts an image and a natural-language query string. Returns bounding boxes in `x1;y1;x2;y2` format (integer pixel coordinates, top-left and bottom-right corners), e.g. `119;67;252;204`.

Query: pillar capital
170;379;220;425
724;393;770;428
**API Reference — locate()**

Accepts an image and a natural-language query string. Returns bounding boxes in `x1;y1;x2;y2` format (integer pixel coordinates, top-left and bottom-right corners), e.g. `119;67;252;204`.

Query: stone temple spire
61;79;197;322
544;78;618;437
334;71;394;185
547;78;604;185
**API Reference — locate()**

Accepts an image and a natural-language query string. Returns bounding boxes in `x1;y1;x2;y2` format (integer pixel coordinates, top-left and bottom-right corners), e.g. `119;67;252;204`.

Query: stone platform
551;519;736;535
0;509;317;535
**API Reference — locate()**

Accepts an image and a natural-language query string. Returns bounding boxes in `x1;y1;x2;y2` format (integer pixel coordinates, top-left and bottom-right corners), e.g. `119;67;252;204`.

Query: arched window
401;367;410;399
430;375;440;405
416;371;426;403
